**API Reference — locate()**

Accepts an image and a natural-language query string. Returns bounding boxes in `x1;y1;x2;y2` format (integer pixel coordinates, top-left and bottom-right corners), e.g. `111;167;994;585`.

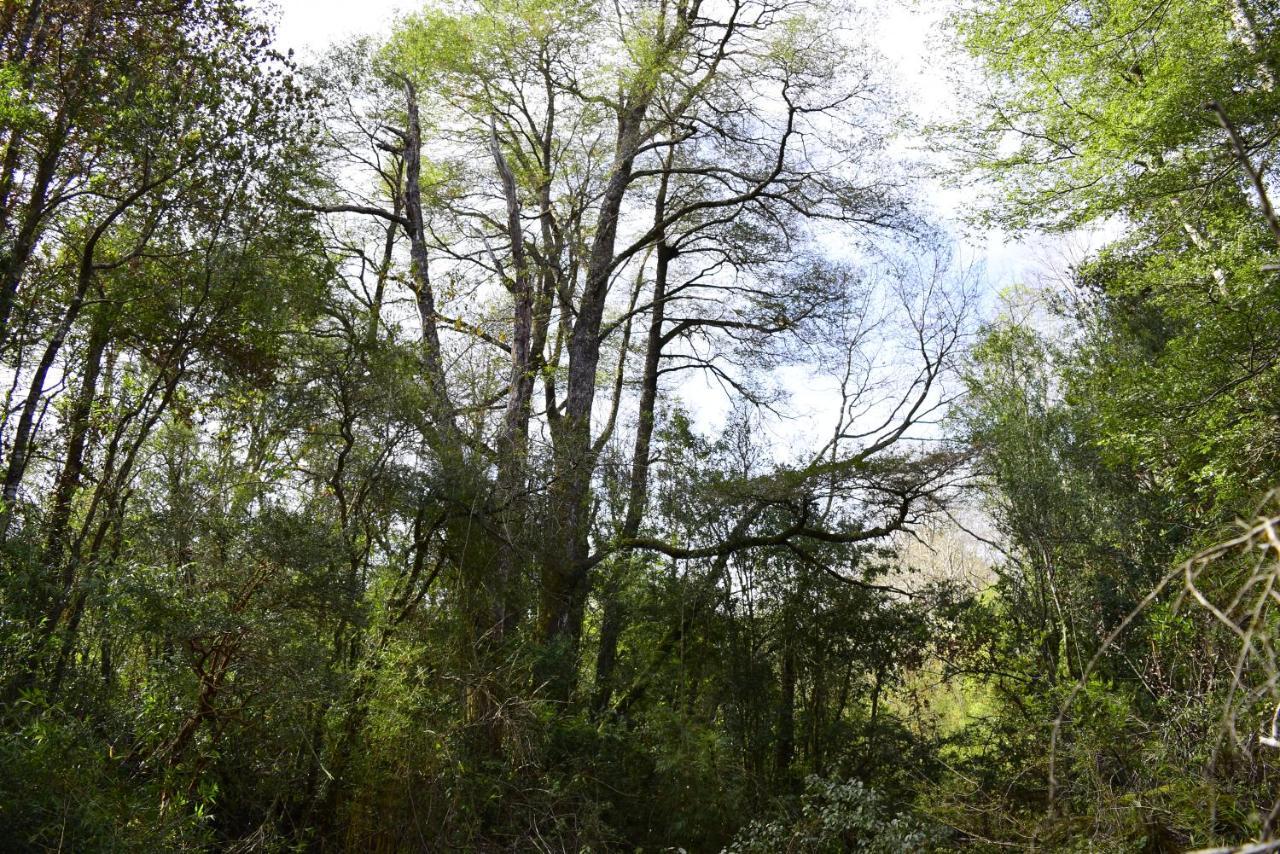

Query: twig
1205;100;1280;253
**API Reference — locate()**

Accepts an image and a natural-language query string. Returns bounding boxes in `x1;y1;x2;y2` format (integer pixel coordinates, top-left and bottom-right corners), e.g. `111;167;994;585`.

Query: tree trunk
538;103;651;699
775;634;796;778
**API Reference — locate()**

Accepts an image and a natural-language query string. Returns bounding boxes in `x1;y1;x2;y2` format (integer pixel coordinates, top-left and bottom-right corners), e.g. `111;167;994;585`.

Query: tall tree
303;0;965;707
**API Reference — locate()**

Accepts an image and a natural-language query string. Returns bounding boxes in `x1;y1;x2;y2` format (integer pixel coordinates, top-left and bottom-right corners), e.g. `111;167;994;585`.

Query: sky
260;0;1035;562
258;0;1082;453
263;0;1041;284
269;0;407;53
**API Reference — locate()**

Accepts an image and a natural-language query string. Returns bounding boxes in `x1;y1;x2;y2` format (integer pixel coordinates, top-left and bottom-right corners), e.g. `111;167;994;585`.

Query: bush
723;776;945;853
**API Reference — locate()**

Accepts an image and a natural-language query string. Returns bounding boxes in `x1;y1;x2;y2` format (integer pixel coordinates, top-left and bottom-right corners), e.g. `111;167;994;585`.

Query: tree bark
774;633;796;779
537;101;652;698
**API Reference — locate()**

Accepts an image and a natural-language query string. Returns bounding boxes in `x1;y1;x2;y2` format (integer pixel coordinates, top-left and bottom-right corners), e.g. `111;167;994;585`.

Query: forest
1;0;1279;850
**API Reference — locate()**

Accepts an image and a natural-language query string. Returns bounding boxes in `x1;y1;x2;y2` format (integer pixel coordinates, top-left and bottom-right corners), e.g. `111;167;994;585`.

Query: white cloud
261;0;407;56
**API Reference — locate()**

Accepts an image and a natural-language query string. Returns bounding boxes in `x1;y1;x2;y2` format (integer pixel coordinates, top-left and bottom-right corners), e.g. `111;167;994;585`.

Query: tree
949;0;1280;523
0;1;989;849
300;0;967;710
932;2;1280;844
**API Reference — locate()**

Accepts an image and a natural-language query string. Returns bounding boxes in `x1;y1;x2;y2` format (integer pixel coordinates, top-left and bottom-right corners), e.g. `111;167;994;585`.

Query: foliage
724;776;944;853
4;0;1280;849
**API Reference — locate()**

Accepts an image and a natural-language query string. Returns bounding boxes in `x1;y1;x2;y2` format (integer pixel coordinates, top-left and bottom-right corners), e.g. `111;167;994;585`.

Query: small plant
723;776;944;853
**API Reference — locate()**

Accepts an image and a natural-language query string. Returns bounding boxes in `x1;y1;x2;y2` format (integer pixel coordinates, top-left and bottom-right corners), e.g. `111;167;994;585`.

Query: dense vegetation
2;0;1279;850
